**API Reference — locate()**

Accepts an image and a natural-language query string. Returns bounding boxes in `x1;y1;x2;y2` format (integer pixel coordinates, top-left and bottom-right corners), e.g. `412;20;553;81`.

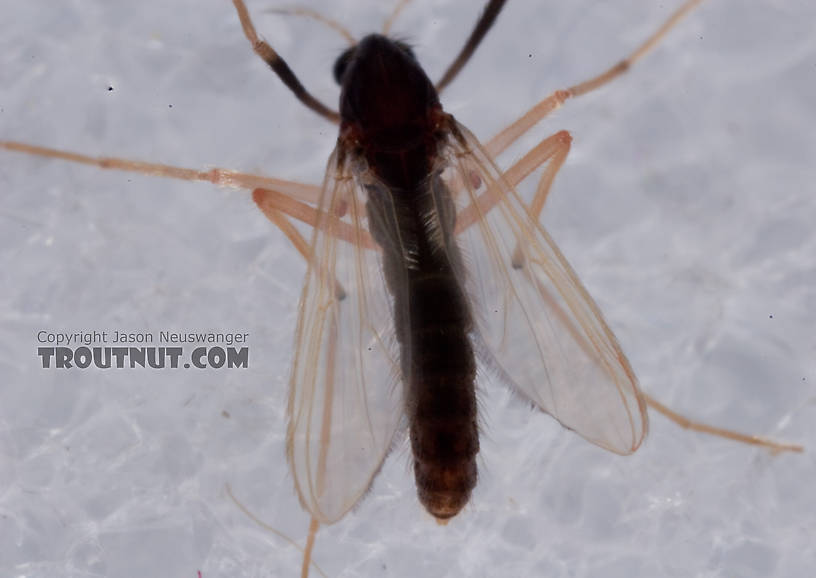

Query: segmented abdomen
403;270;478;520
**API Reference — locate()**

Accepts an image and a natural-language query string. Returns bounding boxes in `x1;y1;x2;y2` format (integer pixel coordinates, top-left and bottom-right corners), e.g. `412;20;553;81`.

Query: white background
1;1;814;577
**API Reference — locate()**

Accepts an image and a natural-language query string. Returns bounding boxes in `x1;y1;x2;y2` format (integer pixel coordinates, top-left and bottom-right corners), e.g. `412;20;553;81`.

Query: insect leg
301;515;320;578
251;193;312;264
484;0;708;158
231;0;340;123
455;130;571;235
643;395;803;453
252;188;376;251
226;485;328;578
0;139;357;296
0;140;322;203
252;188;351;300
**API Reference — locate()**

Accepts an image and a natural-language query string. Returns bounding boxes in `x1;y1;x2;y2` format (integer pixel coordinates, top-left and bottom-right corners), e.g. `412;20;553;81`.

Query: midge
1;0;803;573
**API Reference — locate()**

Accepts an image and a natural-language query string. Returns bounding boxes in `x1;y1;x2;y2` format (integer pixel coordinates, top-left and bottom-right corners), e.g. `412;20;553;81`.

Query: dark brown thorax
336;34;445;192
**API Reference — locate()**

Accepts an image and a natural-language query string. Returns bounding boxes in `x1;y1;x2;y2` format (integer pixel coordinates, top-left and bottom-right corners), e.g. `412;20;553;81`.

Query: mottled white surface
1;1;815;577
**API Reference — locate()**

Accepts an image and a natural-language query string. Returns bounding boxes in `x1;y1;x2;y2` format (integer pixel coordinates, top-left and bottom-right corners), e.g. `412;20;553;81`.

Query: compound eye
333;46;356;85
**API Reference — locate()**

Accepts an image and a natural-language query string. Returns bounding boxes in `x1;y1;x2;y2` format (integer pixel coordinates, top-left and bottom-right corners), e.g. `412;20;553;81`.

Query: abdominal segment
405;272;478;520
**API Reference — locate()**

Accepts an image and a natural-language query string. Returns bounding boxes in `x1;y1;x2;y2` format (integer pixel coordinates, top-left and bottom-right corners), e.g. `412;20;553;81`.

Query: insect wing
287;148;404;523
443;121;648;454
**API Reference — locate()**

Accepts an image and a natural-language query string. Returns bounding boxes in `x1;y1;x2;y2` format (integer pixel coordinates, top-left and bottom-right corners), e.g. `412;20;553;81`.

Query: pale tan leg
484;0;708;159
0;138;369;300
644;394;803;453
455;130;572;234
252;188;350;300
301;516;321;578
251;191;313;264
226;485;328;578
0;140;322;203
0;139;375;257
252;187;376;251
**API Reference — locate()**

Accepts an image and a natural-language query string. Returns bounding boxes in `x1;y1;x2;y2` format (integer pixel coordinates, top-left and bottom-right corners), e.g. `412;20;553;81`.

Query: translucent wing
440;120;647;454
287;146;404;524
